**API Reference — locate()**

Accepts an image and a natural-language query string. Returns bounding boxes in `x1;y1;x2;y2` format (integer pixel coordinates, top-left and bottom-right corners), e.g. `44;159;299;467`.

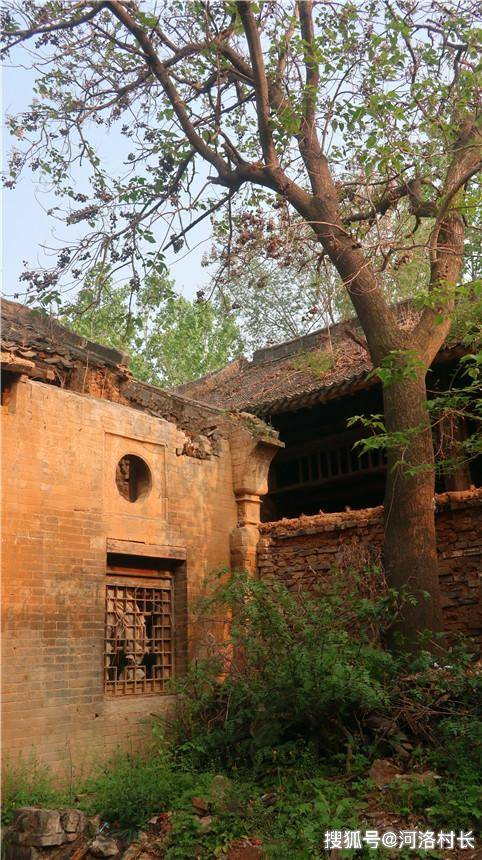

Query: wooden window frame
104;549;187;697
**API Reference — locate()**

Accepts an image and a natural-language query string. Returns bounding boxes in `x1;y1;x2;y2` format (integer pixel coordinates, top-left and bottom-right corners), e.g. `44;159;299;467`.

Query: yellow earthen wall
1;377;238;778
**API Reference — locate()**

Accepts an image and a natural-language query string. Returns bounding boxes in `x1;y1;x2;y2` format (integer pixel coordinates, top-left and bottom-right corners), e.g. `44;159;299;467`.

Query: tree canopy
2;0;481;639
62;271;243;386
3;0;480;351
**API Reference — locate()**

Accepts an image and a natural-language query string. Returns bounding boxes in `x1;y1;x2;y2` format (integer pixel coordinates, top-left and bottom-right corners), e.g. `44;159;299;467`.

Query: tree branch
106;1;231;180
342;325;369;353
274;9;298;92
295;0;326;198
297;0;318;130
415;118;481;358
236;1;278;168
1;2;107;54
345;177;437;224
164;191;234;251
217;41;254;83
430;160;481;243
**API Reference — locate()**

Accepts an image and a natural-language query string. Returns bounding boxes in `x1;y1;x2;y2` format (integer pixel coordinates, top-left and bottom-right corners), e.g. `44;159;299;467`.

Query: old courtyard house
1;298;481;776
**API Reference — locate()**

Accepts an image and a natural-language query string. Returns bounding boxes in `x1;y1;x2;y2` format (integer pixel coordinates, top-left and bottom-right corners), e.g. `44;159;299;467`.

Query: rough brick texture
2;376;238;777
258;490;482;644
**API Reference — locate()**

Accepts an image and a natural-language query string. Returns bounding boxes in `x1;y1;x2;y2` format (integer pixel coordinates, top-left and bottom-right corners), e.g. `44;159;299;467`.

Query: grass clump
291;349;335;377
80;746;367;858
82;751;213;833
1;756;69;826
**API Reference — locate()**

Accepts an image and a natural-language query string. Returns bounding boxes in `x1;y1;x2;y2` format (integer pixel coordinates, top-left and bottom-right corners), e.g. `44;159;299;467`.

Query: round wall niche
115;454;152;502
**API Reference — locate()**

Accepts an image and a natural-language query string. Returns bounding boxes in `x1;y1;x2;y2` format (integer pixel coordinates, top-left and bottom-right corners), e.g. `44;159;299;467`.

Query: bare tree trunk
382;372;444;644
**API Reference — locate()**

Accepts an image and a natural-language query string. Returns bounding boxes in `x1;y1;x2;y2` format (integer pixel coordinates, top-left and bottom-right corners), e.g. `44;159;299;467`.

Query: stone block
60;809;87;841
13;808;64;847
89;835;120;857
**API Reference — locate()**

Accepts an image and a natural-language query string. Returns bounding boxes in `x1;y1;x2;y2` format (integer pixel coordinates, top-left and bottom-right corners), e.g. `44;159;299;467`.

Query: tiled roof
1;297;129;380
176;304;463;416
0;298;247;441
2;298;463;421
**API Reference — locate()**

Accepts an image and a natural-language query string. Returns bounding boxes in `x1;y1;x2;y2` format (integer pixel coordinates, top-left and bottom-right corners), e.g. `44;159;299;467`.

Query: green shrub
388;769;481;831
83;750;213;832
291;350;336;377
1;756;68;825
82;749;365;856
167;569;399;770
434;715;482;774
392;645;482;747
425;715;482;829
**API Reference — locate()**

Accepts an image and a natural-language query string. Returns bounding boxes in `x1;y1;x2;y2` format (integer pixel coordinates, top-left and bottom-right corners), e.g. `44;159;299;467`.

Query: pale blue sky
2;58;212;303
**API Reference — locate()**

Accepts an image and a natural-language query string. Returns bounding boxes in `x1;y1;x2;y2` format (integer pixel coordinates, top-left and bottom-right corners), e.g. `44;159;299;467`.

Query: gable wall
1;377;237;778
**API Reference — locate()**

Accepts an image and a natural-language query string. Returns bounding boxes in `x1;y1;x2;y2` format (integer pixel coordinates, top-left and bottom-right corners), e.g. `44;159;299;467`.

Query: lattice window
273;441;387;492
104;575;174;696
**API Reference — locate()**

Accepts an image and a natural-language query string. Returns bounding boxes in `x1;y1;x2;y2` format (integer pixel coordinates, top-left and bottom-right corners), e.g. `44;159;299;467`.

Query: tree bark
382;371;444;645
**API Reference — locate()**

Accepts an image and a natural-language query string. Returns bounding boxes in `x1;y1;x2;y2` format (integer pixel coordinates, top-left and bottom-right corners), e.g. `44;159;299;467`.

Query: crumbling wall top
260;488;482;539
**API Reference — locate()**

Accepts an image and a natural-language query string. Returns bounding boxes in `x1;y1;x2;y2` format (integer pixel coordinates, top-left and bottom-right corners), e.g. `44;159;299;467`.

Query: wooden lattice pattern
104;577;174;695
273;441;387;493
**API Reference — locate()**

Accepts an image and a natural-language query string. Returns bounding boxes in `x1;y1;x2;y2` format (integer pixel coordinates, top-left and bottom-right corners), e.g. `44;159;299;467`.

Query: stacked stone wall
257;490;482;643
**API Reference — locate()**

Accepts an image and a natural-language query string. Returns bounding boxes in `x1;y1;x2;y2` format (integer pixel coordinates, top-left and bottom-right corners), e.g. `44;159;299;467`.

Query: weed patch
1;756;69;826
2;573;480;857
